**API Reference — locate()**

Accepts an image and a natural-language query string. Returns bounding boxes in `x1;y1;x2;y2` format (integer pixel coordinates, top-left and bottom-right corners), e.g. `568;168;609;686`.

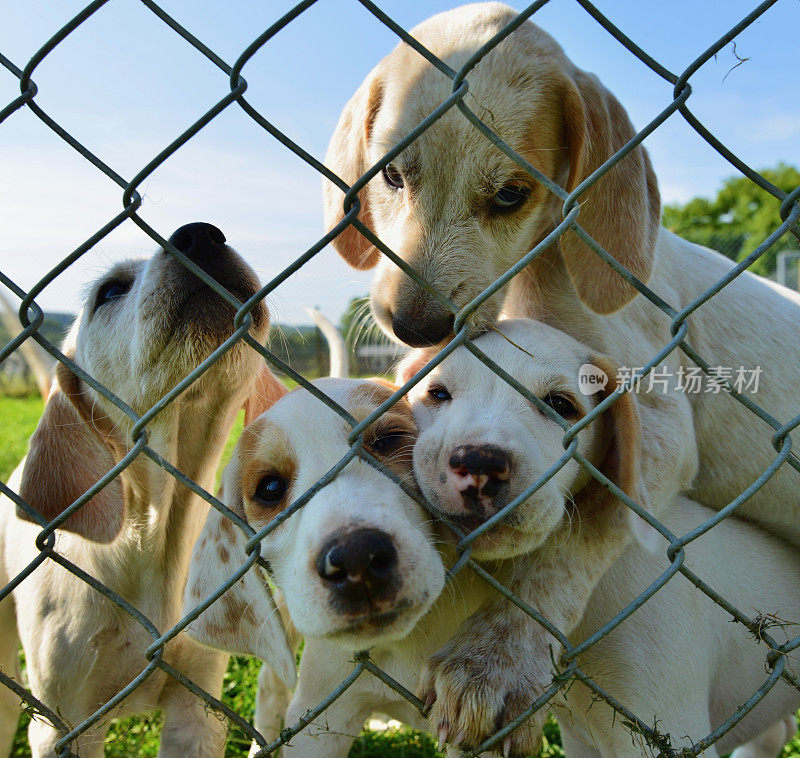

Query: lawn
1;395;798;757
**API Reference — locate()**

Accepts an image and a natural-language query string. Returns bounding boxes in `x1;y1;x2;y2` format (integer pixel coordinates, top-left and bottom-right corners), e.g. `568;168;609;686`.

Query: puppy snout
391;306;454;347
164;222;266;329
316;529;399;610
447;445;511;515
169;222;227;264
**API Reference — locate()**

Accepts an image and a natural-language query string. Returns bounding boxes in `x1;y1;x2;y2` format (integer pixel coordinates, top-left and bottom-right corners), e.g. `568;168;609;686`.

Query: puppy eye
370;429;410;455
492;185;529;211
541;393;578;420
94;279;131;311
427;385;452;402
254;475;287;504
382;164;404;189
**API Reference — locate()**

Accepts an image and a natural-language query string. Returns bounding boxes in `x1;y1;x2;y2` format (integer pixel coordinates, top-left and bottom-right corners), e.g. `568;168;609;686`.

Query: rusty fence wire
2;0;800;756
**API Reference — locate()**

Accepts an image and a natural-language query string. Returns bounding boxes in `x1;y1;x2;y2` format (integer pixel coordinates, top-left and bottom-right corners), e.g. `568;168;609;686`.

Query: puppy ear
560;67;660;314
395;348;435;387
590;356;659;550
244;366;288;426
18;361;124;543
183;458;297;688
323;65;384;270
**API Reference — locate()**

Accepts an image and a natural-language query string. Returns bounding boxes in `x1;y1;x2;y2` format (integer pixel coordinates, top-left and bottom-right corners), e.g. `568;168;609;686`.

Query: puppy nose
448;444;511;510
391;308;454;347
168;222;227;266
316;529;398;602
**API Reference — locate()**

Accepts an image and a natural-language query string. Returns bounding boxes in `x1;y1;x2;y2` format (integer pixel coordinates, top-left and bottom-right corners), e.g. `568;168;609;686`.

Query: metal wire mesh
1;1;799;756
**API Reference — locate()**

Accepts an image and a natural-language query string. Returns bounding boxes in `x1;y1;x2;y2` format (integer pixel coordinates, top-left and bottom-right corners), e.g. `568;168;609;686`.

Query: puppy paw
419;611;559;757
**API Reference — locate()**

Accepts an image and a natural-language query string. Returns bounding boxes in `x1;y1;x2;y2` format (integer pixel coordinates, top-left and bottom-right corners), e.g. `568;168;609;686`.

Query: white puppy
184;378;471;757
557;498;800;758
403;317;799;757
0;223;282;757
184;327;798;757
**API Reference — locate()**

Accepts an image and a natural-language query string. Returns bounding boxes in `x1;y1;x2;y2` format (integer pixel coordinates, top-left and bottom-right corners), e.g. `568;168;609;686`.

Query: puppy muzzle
315;527;402;621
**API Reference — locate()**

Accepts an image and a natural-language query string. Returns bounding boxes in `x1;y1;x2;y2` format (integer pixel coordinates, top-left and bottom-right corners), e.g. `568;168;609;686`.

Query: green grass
0;396;44;481
1;395;798;757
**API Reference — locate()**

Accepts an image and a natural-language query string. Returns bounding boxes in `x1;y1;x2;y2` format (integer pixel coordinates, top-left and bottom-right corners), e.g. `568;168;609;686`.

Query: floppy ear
323;64;384;270
590;356;659;550
18;361;125;543
244;366;288;426
183;457;297;688
559;67;660;314
395;348;435;387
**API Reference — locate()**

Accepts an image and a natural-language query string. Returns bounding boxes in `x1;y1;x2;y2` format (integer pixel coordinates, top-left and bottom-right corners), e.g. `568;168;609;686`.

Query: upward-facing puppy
0;223;282;757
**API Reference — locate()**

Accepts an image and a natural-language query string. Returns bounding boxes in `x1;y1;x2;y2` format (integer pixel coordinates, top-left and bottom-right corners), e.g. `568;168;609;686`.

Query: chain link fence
2;1;800;757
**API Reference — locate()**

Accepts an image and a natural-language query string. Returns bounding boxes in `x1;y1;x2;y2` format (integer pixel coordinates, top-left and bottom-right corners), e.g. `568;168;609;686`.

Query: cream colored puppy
323;3;800;752
184;378;466;758
403;318;798;756
0;223;281;757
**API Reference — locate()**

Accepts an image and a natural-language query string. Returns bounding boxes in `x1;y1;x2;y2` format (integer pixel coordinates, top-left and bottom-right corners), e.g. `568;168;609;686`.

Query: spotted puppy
402;317;799;757
184;378;486;758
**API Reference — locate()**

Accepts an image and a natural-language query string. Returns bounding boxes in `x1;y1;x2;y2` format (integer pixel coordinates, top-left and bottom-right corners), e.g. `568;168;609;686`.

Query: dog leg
0;595;21;756
420;502;632;757
28;718;105;758
278;641;368;758
248;663;293;757
729;716;797;758
158;643;228;758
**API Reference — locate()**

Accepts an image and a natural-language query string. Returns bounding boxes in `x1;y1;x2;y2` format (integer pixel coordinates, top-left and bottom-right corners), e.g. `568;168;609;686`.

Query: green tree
662;162;800;276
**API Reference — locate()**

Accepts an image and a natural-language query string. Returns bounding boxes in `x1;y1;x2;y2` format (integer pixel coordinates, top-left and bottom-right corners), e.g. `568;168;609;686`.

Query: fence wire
1;1;800;757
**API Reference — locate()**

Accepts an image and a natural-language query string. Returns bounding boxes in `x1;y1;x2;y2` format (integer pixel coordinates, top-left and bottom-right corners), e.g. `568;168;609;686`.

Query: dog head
19;222;277;542
184;378;445;683
399;318;648;559
323;2;659;347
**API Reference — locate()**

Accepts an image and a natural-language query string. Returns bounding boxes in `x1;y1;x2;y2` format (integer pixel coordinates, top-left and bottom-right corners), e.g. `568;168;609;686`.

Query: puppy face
225;378;445;649
324;3;659;345
69;233;268;418
17;225;272;542
404;319;636;559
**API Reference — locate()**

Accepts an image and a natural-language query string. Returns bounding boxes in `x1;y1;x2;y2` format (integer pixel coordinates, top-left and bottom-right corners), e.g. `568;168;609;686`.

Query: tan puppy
323;3;800;753
0;224;280;757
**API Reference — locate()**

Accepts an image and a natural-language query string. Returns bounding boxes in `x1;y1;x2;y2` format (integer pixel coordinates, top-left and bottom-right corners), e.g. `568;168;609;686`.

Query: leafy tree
662;163;800;276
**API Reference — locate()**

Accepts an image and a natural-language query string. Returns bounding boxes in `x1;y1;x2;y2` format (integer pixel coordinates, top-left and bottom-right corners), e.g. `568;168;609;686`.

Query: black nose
449;444;512;500
316;529;398;606
168;222;227;268
392;309;454;347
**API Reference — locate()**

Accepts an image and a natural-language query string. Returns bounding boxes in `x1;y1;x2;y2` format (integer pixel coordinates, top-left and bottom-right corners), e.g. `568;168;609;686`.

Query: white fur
402;320;798;757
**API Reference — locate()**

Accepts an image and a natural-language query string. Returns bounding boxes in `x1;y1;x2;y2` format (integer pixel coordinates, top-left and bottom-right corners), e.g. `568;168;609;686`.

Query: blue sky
1;0;797;326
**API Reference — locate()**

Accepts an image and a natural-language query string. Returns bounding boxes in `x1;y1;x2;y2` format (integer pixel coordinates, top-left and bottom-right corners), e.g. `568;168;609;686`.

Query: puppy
184;378;487;758
404;318;800;757
0;223;281;756
323;3;800;750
